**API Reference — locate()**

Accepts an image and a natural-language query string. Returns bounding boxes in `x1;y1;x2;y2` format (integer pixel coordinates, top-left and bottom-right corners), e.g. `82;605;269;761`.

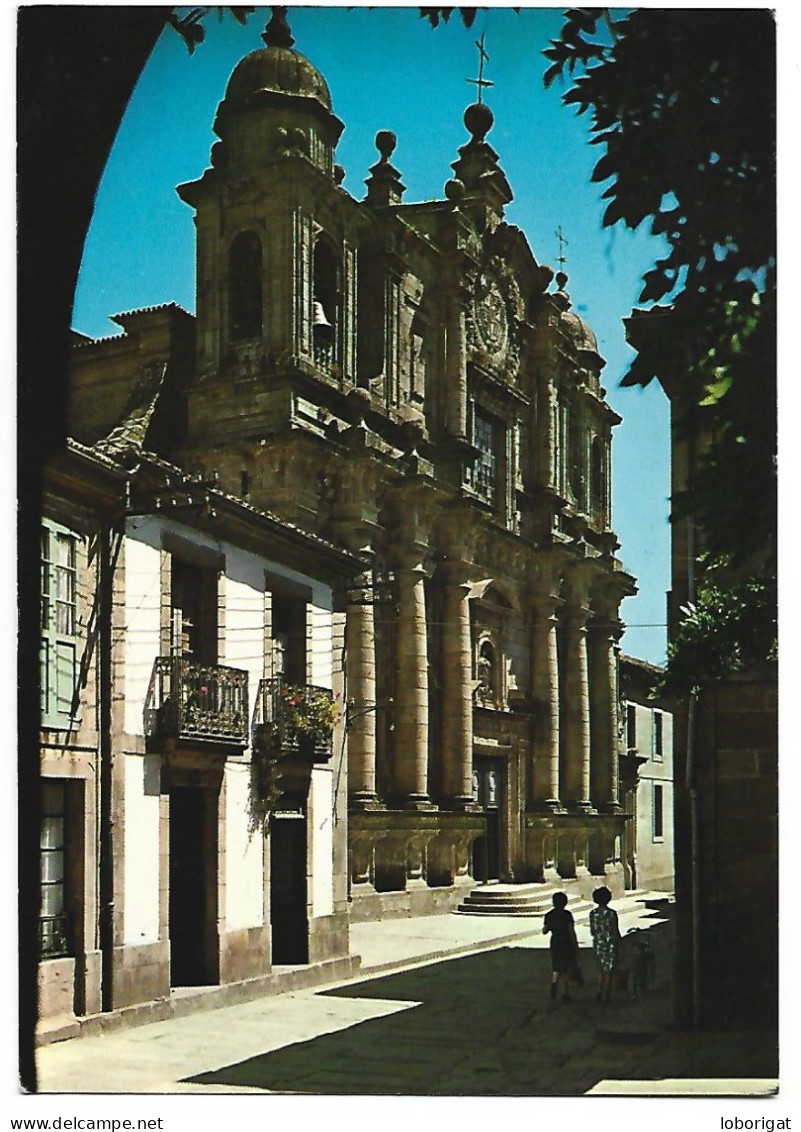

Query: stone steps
455;883;660;920
455;880;586;917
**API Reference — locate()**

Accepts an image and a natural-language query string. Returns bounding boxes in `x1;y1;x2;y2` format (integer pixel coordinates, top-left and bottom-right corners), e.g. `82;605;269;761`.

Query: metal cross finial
555;225;569;271
466;31;494;104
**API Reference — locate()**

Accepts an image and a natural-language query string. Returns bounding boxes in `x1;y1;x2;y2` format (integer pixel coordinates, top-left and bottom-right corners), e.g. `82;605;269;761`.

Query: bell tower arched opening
312;235;340;368
228;230;263;342
590;434;607;524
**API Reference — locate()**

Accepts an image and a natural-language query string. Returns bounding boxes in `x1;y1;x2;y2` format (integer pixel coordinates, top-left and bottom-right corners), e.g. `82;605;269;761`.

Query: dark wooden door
270;811;309;964
169;786;209;986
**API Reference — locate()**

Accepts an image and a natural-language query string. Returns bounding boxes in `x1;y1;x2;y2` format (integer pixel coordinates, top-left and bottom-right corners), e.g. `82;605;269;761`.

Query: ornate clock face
474;272;509;355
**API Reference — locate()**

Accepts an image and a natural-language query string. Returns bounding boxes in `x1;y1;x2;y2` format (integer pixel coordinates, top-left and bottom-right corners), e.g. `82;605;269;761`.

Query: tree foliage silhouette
542;8;776;690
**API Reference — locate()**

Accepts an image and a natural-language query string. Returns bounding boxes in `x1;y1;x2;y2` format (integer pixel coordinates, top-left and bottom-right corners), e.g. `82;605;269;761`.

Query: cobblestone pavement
34;897;778;1098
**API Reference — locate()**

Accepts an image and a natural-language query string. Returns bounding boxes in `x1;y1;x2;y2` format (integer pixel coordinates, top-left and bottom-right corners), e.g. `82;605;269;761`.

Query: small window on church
470;407;503;506
409;312;427;404
568;418;585;509
229;231;263;341
590;436;606;518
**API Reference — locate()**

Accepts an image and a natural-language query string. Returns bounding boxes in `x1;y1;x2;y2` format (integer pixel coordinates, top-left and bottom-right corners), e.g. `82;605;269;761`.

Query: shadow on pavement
184;917;777;1095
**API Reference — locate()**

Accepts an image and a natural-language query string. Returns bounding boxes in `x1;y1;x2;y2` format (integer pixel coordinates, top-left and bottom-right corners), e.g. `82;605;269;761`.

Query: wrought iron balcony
252;678;338;762
145;657;249;747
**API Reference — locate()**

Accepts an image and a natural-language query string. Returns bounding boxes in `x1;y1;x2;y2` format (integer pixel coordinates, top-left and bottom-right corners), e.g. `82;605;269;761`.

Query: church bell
312;300;334;334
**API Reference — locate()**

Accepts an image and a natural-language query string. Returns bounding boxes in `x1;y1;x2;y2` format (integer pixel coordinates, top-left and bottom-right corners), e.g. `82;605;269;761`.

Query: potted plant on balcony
248;685;341;832
276;684;340;757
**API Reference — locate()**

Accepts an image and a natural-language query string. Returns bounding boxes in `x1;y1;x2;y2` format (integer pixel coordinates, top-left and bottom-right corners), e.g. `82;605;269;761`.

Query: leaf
700;374;733;405
639;265;677;303
229;7;256;25
590;153;617;182
563;85;589;107
566;8;601;35
543;63;562;90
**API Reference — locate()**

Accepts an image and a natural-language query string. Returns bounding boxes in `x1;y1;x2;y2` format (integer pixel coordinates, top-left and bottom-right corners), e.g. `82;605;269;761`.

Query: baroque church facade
52;1;637;1012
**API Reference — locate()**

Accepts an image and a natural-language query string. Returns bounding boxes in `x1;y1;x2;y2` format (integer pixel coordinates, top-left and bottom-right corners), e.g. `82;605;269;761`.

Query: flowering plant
248;683;340;829
276;684;341;742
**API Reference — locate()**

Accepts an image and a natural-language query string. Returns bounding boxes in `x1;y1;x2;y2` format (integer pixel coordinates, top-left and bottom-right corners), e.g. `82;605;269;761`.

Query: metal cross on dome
467;31;494;104
555;225;569;272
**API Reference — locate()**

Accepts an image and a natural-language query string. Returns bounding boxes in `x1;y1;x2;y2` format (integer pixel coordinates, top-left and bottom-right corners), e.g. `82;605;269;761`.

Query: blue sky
72;4;672;664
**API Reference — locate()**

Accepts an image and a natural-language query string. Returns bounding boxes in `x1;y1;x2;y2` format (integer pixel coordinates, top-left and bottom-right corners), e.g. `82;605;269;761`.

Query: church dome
223;8;331;111
561;309;599;355
224;44;332;110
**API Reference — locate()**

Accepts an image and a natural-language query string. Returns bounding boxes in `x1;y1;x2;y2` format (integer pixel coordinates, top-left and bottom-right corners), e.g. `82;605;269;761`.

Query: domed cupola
553;270;604;382
210;7;344;179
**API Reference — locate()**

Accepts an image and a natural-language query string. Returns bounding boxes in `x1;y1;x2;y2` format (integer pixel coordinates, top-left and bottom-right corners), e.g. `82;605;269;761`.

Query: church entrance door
471;757;503;882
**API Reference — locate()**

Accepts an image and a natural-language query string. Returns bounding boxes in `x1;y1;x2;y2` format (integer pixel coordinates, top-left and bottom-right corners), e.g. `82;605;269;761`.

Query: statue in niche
476;640;495;706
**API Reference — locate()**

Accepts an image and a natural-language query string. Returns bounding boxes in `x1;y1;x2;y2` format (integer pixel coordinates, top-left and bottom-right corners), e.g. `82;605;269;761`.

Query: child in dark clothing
542;891;580;1001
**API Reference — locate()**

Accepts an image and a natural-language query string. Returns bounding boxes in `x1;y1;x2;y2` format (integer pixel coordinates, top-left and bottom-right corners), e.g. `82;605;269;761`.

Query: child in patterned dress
589;886;620;1003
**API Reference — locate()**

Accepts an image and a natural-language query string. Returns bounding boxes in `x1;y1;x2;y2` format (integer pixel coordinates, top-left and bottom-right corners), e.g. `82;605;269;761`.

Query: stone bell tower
177;6;358;393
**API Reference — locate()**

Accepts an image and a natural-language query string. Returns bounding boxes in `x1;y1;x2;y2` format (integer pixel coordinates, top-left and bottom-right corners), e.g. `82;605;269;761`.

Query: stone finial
556;270;568;292
445;178;466;204
450;99;511;221
365;129;405;207
375;130;397;163
262;6;295;49
537;264;555;292
464;101;494;143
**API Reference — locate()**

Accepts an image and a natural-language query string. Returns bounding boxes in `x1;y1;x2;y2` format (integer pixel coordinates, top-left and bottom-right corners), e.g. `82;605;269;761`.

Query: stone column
441;570;475;805
394;557;433;808
345;564;381;808
560;599;593;810
589;617;623;812
529;589;562;809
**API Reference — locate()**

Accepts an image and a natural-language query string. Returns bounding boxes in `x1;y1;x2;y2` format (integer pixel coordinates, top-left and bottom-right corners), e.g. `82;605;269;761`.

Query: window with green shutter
40;522;79;728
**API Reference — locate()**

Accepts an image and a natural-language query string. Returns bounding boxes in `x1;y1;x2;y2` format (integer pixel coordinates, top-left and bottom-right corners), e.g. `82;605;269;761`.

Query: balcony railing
145;657;249;747
252;679;337;762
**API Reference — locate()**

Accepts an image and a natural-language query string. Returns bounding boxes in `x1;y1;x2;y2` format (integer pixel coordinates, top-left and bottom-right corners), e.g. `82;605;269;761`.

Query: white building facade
37;445;358;1041
619;655;674;892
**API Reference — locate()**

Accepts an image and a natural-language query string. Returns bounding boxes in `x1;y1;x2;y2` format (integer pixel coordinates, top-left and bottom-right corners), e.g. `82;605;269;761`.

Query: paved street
35;894;778;1096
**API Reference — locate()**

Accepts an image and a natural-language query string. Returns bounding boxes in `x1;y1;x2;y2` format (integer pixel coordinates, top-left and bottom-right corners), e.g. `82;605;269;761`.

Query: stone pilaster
529;586;562;809
560;598;593;810
441;568;476;806
394;556;434;808
445;293;468;440
540;377;557;490
589;616;623;813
